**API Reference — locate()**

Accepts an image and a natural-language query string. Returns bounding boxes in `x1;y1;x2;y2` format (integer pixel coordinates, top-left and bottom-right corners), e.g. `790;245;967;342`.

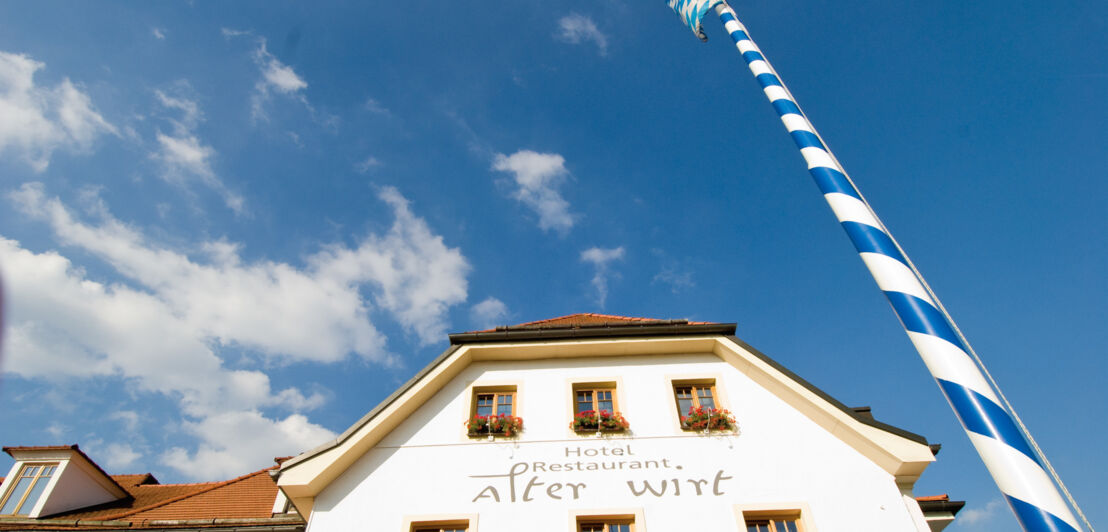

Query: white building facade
276;314;960;532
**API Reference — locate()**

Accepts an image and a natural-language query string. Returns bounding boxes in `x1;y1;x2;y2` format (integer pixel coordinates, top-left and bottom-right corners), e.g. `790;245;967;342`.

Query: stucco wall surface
309;354;925;532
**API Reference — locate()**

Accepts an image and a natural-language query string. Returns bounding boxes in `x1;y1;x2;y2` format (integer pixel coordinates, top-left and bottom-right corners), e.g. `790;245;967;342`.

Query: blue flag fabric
668;0;724;41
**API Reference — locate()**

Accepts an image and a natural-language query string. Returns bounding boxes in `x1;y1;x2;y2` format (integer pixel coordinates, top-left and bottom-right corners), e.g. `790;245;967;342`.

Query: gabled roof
3;445;128;499
278;316;937;516
0;455;302;530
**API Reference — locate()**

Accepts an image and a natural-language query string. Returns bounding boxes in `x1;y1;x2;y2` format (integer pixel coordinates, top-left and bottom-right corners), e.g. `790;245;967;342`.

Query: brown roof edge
917;496;966;515
449;322;737;345
724;336;929;445
4;445;127;496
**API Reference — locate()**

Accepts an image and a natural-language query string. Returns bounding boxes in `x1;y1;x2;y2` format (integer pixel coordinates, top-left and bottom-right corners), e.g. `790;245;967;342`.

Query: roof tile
43;467;285;524
466;312;716;333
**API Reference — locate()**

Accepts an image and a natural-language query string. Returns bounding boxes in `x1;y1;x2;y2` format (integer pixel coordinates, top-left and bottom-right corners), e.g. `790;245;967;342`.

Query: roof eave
449;322;737;344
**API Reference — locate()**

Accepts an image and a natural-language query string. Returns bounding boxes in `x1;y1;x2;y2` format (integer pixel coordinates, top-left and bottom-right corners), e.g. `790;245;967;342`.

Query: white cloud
309;187;471;344
262;60;307;94
250;40;308;121
363;97;389;116
471;297;508;330
556;14;609;56
356;155;382;173
162;411;334;480
151;28;166;40
652;250;695;294
8;181;468;363
492;150;577;234
220;28;251;39
3;181;470;478
152;89;245;214
653;266;694;293
155;90;200;132
0;51;117;171
155;133;214;177
0;232;325;416
102;443;142;470
110;410;140;432
580;246;625;307
956;498;1005;528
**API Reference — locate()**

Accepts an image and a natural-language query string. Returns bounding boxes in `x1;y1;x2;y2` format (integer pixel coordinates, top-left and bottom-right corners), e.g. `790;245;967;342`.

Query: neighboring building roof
0;457;303;531
48;467;278;521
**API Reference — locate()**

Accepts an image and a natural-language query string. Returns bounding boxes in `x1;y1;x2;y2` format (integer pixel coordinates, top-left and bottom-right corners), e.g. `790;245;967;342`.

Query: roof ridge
510;312;666;328
136;479;221;487
98;466;276;521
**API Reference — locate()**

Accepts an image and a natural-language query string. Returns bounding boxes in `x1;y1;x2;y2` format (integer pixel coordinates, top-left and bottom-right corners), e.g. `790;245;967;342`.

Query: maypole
664;1;1088;531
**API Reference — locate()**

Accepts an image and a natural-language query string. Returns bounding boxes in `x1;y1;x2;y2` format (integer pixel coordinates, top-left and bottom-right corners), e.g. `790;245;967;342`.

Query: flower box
466;414;523;437
680;406;736;432
570;410;630;433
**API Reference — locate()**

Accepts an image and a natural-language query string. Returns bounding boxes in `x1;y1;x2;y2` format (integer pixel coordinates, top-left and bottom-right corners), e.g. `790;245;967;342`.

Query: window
0;463;57;516
745;517;801;532
468;385;521;437
474;390;515;417
673;382;717;414
410;520;468;532
577;517;633;532
575;387;615;414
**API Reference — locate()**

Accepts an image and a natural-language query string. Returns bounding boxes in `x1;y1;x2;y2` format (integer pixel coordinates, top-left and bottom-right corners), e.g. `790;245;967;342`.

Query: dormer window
0;463;56;515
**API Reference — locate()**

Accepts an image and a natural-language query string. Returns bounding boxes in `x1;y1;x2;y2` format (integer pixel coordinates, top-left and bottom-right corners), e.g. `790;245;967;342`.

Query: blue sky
0;1;1104;529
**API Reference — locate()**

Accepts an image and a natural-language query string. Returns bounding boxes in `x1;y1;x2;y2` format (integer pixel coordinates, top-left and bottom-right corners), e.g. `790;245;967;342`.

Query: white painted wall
34;460;121;517
309;353;928;532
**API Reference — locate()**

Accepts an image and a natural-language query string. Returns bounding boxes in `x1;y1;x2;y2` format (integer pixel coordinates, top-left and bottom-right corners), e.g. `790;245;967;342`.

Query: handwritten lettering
626;470;732;498
470;462;587;503
468;447;733;503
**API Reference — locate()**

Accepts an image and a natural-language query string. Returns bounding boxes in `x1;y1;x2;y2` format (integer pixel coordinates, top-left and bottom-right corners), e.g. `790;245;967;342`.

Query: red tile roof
1;444;292;529
916;494;951;502
467;312;716;333
46;467;282;523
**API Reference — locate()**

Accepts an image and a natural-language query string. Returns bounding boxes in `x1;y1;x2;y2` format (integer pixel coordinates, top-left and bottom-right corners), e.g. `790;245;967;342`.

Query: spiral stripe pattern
713;4;1080;531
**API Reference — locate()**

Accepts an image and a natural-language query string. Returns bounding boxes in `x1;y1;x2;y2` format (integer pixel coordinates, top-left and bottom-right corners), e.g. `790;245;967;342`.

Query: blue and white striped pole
667;1;1086;530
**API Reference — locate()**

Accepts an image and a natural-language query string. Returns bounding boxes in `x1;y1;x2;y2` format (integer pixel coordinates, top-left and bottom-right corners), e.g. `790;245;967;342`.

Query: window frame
667;375;731;432
469;385;518;418
411;524;468;532
673;382;718;414
0;462;58;516
734;504;812;532
404;514;476;532
465;383;521;439
569;509;644;532
744;517;802;532
473;391;516;417
574;385;618;415
576;515;635;532
566;379;626;437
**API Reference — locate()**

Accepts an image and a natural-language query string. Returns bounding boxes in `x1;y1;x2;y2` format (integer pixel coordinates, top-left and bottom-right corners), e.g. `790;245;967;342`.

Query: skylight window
0;463;57;515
